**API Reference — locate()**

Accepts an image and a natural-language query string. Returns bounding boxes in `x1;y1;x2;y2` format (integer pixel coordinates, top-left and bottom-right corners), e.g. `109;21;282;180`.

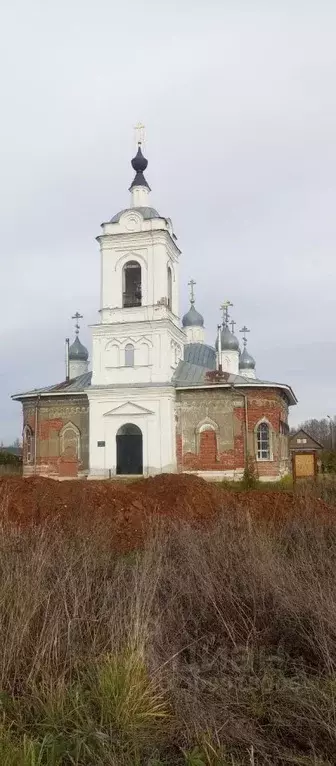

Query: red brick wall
200;429;217;463
183;433;245;471
21;396;89;478
176;387;290;477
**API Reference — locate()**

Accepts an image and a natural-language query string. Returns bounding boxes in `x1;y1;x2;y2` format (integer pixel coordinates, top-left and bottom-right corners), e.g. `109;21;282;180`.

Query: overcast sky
0;0;335;441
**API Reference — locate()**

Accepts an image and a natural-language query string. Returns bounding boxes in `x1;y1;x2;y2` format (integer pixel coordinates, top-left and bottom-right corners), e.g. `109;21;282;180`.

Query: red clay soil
0;474;333;552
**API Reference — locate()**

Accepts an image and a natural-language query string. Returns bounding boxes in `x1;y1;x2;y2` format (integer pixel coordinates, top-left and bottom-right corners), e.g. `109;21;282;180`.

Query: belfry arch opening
116;423;143;475
122;261;142;308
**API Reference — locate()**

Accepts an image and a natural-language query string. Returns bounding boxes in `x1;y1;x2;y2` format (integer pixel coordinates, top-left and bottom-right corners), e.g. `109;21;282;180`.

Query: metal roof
109;206;160;223
12;358;297;407
173;360;297;405
12;372;92;400
184;343;216;369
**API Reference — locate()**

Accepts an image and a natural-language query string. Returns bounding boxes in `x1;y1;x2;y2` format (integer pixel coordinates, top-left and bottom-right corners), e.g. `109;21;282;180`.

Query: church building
12;135;297;481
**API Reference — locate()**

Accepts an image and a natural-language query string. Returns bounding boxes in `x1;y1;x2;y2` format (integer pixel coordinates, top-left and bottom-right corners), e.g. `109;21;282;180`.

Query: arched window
125;343;135;367
167;266;172;310
60;423;81;460
257;422;271;460
23;425;34;464
122;261;142;308
196;420;219;463
199;426;217;464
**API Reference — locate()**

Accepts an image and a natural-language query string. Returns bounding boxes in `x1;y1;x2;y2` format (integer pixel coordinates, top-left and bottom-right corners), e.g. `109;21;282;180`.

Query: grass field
0;487;335;764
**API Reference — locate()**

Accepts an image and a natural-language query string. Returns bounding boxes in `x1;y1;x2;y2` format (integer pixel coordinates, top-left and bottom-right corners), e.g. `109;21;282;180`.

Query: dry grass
0;498;335;764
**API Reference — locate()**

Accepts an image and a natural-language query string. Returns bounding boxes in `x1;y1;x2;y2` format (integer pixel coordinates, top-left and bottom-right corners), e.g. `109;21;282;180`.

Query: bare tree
296;417;336;450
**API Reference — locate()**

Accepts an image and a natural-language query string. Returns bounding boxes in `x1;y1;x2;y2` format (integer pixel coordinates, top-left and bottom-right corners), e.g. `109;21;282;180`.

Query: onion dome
129;145;151;190
182;304;204;328
68;336;89;362
239;346;256;370
215;324;239;351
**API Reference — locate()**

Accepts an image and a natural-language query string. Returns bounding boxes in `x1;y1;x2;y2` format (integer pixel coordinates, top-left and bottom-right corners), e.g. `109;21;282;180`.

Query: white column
221;349;239;375
69;359;89;379
185;326;205;344
130;185;150;207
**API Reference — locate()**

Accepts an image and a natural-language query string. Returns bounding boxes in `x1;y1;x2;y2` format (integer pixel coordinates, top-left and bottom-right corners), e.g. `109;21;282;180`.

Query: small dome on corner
69;336;88;362
215;325;239;351
239;347;255;370
182;304;204;328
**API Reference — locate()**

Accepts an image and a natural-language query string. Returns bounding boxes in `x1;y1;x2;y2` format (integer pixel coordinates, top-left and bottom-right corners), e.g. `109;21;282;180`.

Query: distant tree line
0;438;22;466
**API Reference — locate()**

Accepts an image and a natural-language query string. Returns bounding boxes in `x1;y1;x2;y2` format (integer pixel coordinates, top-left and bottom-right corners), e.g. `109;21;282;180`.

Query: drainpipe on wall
34;394;41;474
242;392;249;471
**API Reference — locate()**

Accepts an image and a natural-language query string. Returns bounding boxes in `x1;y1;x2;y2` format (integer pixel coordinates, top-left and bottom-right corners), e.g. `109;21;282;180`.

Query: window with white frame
257;422;271;460
125;343;135;367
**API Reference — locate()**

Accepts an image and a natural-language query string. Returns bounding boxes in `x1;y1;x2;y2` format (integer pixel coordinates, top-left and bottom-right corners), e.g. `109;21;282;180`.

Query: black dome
131;145;148;173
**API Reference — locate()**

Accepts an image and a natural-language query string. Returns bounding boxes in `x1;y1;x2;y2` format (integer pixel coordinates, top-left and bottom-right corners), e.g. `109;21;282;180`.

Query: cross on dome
68;311;88;364
134;122;145;146
129;124;150;195
72;312;83;336
182;279;204;329
220;300;233;326
240;325;250;347
188;278;196;304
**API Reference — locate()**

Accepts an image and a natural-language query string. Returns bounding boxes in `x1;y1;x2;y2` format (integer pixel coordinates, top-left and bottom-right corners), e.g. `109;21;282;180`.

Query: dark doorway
116;423;143;475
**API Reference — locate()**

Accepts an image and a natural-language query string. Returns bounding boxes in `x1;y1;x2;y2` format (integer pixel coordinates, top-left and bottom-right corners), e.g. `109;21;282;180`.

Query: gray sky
1;0;335;441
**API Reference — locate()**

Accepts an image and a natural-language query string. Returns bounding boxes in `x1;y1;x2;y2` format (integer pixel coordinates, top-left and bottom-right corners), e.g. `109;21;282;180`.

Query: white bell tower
87;128;185;478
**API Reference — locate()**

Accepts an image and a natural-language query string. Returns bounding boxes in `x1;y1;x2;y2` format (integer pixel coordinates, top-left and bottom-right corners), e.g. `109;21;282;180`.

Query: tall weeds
0;501;335;764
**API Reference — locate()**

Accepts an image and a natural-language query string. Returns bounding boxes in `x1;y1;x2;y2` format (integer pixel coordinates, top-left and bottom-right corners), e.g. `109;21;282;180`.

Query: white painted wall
87;200;183;477
91;319;184;387
91;208;185;389
218;349;240;375
69;359;89;379
238;367;256;379
185;325;205;344
87;386;176;477
130;185;150;207
98;217;180;320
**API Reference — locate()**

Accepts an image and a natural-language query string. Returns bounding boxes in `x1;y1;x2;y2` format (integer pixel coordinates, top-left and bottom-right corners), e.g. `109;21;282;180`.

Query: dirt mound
0;473;226;552
0;475;333;552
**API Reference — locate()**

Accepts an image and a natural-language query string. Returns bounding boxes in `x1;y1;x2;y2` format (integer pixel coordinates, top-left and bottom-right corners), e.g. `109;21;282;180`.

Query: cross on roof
240;325;250;346
230;320;236;334
188;278;196;304
220;300;233;326
72;312;83;336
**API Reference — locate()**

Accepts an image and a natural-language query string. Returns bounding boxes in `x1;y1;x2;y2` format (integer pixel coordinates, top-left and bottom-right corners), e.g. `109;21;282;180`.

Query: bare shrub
0;497;335;763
